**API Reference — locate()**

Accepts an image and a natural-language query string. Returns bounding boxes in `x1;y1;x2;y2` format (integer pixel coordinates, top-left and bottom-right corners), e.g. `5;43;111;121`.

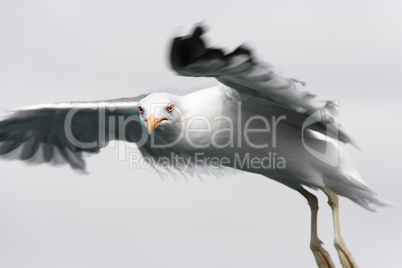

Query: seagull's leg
322;187;358;268
298;188;335;268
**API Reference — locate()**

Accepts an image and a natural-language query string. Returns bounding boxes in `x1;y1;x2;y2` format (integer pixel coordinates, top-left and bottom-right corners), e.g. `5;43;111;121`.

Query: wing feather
170;26;358;147
0;96;148;170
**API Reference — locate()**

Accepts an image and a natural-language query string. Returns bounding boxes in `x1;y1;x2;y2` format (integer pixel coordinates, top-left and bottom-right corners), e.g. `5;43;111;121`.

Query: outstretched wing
0;95;148;171
170;26;357;147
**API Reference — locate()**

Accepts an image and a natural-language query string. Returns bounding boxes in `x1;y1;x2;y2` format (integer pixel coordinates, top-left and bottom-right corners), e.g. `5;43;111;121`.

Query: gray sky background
0;1;401;267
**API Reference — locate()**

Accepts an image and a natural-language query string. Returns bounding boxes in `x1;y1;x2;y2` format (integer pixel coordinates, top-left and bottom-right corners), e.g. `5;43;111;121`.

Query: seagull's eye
138;106;144;114
167;104;174;113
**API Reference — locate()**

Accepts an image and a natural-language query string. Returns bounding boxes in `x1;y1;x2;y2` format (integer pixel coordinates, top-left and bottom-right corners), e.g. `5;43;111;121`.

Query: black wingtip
170;25;210;69
170;24;254;74
192;26;204;38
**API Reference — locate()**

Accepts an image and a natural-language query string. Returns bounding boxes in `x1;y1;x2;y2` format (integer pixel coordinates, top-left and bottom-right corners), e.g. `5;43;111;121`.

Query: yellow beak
147;113;167;135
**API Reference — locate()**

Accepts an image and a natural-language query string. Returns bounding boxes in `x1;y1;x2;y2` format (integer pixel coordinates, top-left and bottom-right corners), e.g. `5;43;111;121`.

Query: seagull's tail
324;172;394;212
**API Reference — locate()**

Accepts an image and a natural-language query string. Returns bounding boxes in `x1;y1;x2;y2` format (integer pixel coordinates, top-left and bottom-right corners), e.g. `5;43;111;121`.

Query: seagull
0;25;390;268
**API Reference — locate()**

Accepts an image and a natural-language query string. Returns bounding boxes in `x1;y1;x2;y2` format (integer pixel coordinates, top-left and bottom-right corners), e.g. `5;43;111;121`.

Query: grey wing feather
0;95;148;171
170;26;358;147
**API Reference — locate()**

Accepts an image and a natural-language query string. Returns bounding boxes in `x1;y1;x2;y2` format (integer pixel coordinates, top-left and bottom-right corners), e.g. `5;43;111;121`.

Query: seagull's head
137;93;184;135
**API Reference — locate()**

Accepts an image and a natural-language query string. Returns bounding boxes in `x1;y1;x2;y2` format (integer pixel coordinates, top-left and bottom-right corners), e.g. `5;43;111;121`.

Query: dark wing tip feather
170;26;252;73
192;26;204;38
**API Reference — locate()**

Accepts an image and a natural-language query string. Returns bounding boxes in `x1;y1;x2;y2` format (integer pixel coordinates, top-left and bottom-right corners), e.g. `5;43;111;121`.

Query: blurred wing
0;95;148;171
170;26;357;147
